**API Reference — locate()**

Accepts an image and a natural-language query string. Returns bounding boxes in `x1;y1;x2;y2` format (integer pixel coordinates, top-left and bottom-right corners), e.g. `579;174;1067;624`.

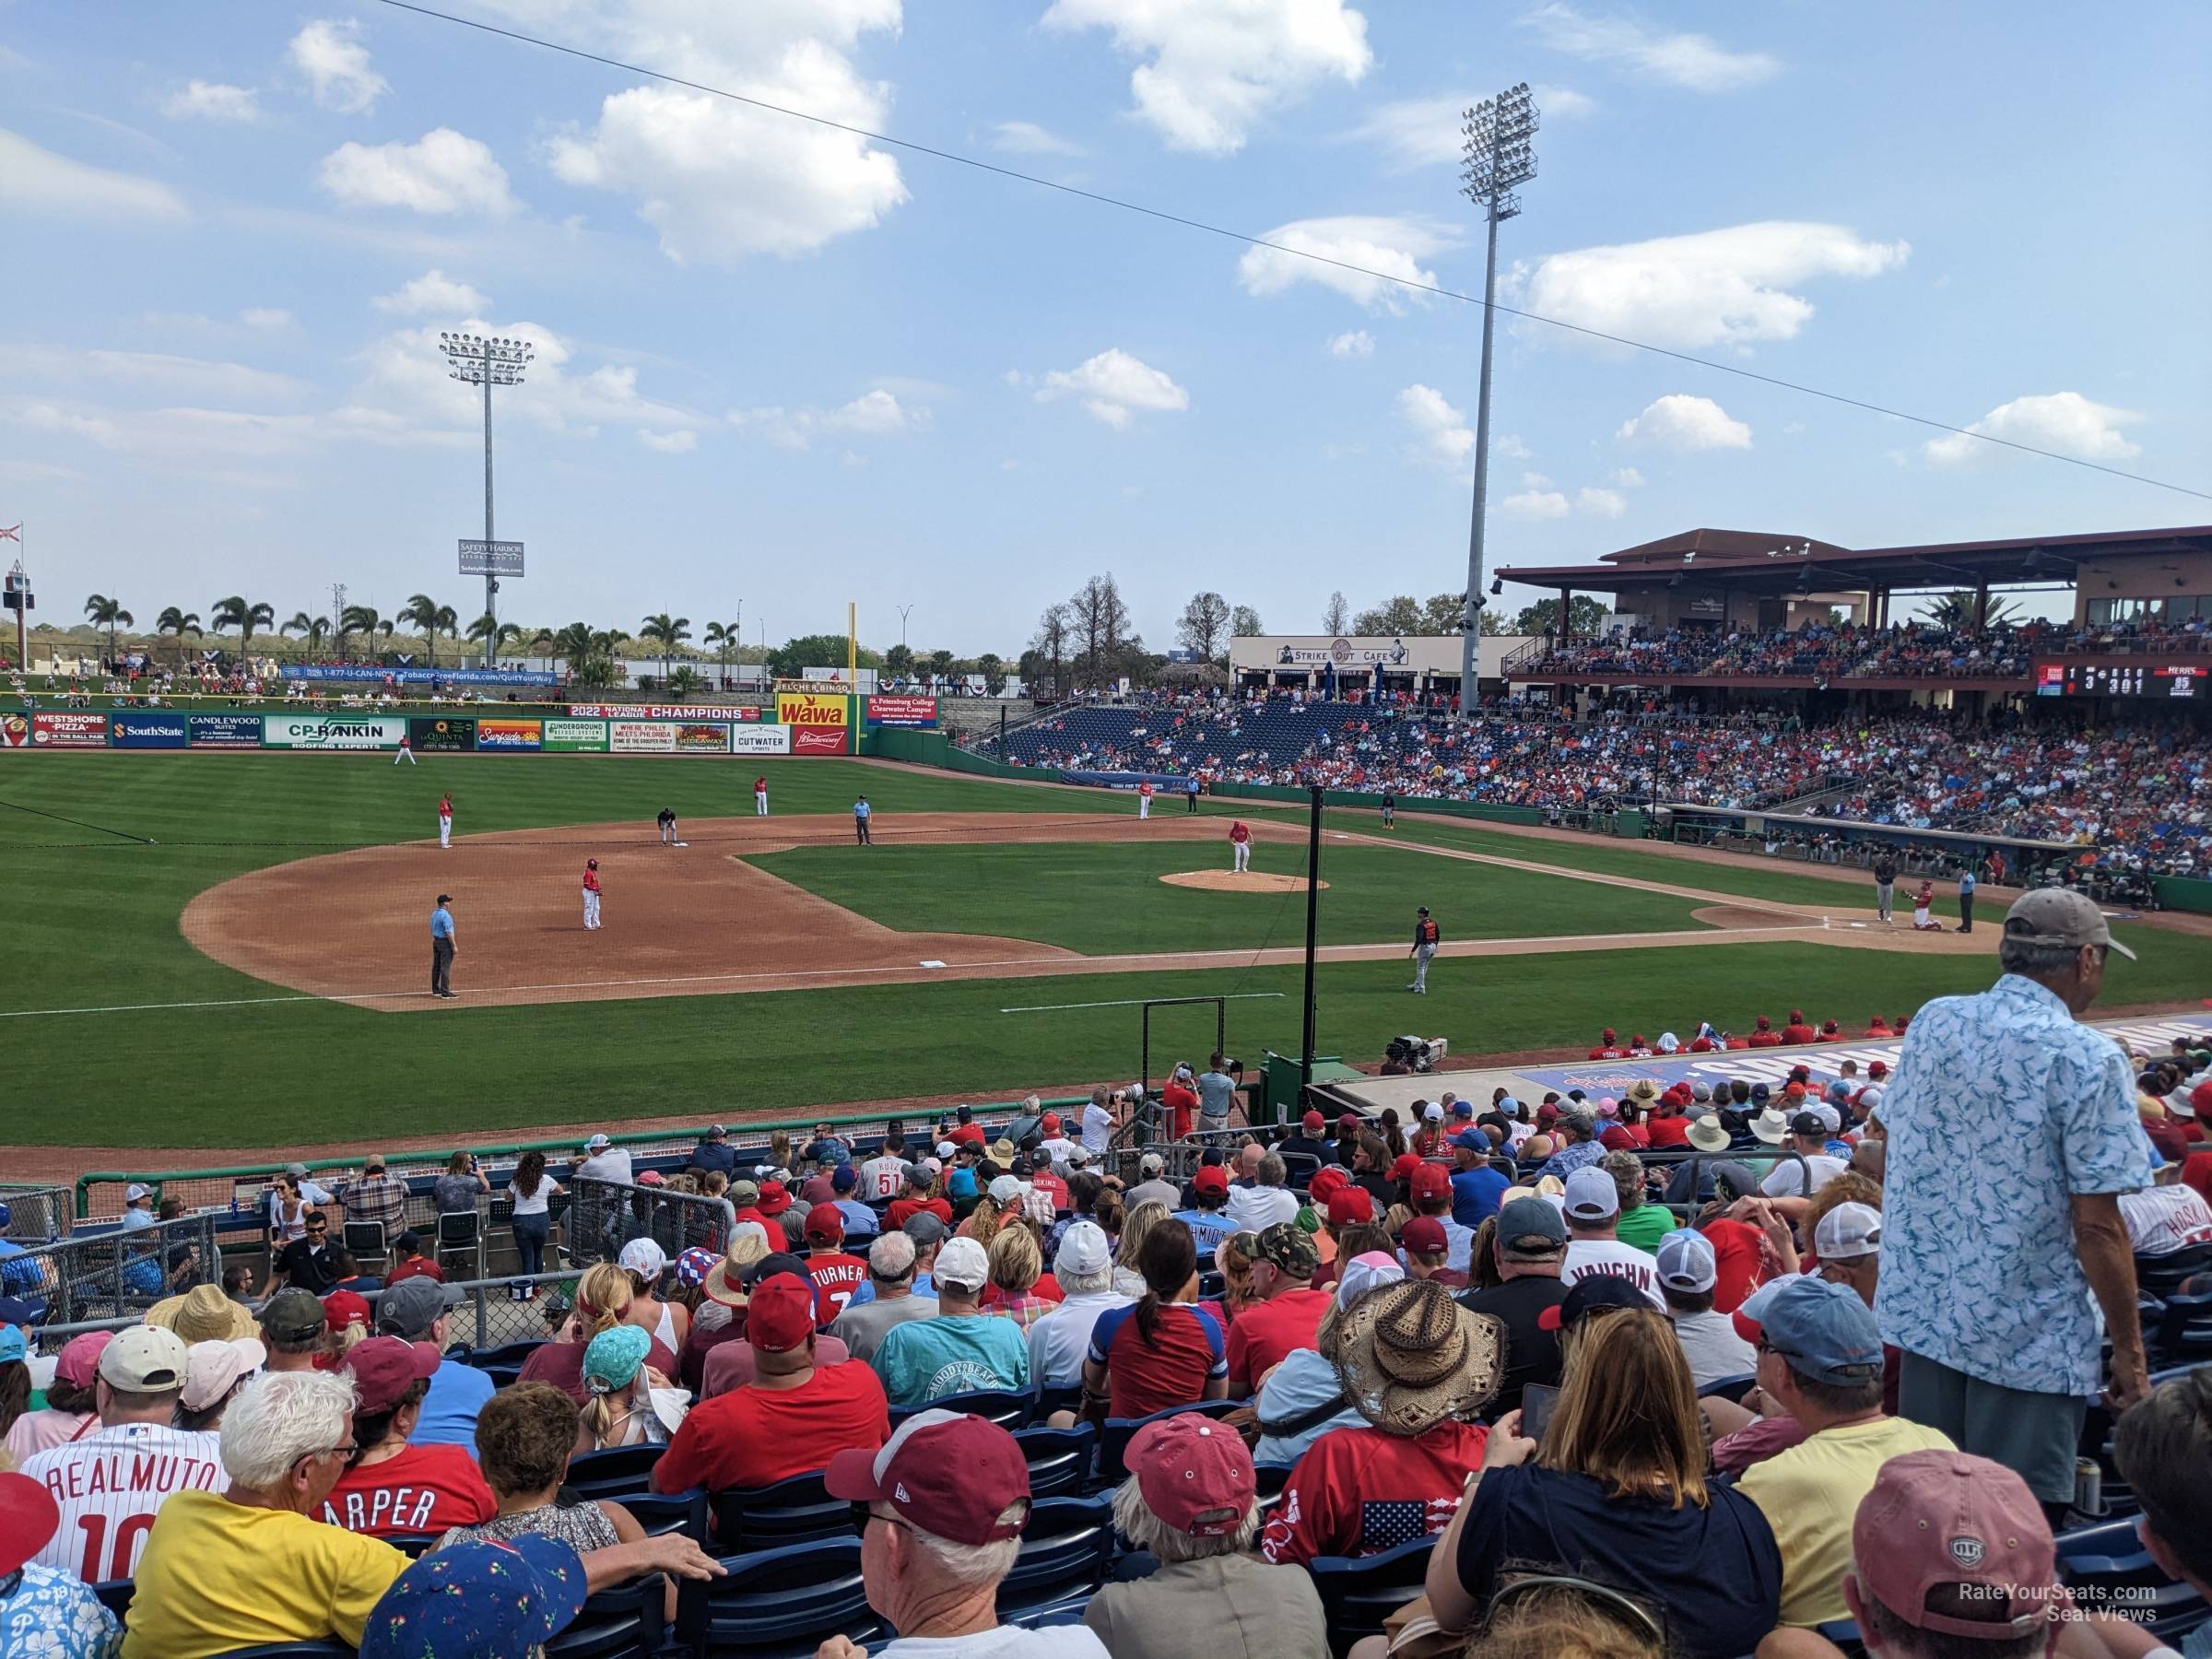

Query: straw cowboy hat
146;1283;256;1344
1332;1278;1501;1437
1687;1113;1733;1154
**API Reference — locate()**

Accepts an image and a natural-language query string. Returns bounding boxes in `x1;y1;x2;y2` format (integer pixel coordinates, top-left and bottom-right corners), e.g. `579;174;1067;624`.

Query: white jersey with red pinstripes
20;1422;229;1582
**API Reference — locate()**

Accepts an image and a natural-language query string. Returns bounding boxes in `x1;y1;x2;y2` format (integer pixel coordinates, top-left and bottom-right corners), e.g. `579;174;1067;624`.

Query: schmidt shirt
1875;972;2151;1397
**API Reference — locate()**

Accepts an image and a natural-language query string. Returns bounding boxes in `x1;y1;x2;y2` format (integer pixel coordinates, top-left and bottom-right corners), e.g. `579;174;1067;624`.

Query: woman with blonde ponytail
517;1261;678;1405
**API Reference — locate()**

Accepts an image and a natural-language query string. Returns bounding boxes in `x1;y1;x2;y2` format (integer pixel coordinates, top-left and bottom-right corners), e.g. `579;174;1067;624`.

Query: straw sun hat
1331;1278;1502;1437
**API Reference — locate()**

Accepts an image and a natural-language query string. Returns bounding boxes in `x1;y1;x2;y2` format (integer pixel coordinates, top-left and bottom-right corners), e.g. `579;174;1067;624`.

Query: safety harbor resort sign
262;714;406;751
565;704;761;721
729;723;792;756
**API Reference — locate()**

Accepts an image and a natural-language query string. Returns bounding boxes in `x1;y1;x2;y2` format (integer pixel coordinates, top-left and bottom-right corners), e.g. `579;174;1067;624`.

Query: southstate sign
777;691;851;756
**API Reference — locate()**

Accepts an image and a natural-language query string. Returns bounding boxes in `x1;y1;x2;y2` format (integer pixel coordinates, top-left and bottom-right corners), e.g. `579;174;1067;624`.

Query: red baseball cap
1401;1216;1449;1256
1192;1166;1230;1197
339;1335;441;1413
1041;1112;1061;1132
1868;1060;1889;1079
1783;1081;1806;1099
1853;1451;2058;1641
827;1409;1032;1545
804;1202;844;1243
321;1289;371;1333
1390;1152;1421;1182
744;1274;817;1353
1307;1167;1347;1205
1125;1414;1254;1537
0;1471;59;1577
1302;1110;1325;1132
756;1180;793;1216
1335;1112;1360;1132
1325;1187;1373;1228
1410;1163;1450;1202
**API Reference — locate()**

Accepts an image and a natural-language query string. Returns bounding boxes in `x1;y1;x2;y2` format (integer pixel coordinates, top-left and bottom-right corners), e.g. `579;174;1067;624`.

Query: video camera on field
1386;1035;1439;1073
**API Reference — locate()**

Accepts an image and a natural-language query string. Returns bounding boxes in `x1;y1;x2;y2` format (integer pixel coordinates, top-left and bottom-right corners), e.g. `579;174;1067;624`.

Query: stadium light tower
1456;83;1538;716
438;332;533;667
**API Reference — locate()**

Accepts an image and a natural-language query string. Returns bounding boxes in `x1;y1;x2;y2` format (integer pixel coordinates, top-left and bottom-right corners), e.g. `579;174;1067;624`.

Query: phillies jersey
858;1155;906;1201
806;1252;871;1325
439;796;452;818
754;777;767;793
22;1422;228;1581
583;865;602;891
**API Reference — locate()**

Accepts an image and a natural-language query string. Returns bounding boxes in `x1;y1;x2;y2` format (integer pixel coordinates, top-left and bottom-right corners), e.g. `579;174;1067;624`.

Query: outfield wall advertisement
608;719;676;753
34;712;110;748
565;704;761;721
263;715;406;750
408;716;477;753
477;718;543;751
674;722;731;753
188;712;264;747
864;695;937;728
2;710;860;759
730;723;792;756
108;712;190;748
540;719;608;752
778;691;851;756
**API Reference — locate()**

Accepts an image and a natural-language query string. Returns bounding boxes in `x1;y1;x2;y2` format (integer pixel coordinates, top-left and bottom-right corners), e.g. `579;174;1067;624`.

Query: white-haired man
123;1370;721;1659
830;1232;940;1365
821;1410;1108;1657
1029;1221;1133;1392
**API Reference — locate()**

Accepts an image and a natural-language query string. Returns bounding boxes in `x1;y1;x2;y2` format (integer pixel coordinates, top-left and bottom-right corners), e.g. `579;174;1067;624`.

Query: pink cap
338;1335;441;1414
1853;1451;2058;1640
1125;1413;1254;1537
826;1409;1031;1545
53;1330;114;1387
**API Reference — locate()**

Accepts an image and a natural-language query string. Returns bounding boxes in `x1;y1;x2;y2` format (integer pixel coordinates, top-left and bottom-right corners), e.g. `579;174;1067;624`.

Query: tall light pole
1457;83;1538;716
896;603;914;651
438;332;533;667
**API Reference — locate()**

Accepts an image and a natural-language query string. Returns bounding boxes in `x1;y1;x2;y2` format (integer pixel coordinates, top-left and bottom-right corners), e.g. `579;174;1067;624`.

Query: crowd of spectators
1518;620;2063;683
3;898;2208;1656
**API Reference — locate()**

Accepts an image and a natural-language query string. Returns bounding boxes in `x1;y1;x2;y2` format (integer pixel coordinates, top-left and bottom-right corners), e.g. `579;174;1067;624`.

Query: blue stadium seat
1311;1534;1436;1653
671;1538;880;1658
546;1572;666;1659
93;1580;133;1619
565;1443;665;1501
1700;1373;1759;1406
712;1470;852;1552
997;1496;1115;1616
888;1388;1033;1432
617;1487;709;1544
1013;1424;1096;1499
1034;1382;1083;1420
1096;1399;1247;1487
2056;1517;2206;1640
466;1338;547;1371
385;1533;439;1558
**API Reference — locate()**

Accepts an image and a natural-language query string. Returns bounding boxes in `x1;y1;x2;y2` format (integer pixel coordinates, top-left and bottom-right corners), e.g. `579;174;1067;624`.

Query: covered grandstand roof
1497;524;2212;597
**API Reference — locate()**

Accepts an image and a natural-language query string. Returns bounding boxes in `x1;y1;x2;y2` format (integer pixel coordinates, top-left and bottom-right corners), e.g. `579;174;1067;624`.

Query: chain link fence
563;1178;729;1267
13;1215;220;1325
0;1183;72;1244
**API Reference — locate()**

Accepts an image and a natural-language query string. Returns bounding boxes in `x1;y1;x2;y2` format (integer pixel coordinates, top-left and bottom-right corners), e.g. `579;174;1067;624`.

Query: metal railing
1;1183;72;1244
564;1179;730;1267
12;1215;221;1325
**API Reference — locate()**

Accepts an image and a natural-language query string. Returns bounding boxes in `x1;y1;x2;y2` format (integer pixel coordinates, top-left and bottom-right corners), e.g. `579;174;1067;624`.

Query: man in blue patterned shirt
1876;888;2152;1516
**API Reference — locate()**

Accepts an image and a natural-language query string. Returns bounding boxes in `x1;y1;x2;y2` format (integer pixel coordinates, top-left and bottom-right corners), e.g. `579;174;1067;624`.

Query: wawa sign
776;691;851;756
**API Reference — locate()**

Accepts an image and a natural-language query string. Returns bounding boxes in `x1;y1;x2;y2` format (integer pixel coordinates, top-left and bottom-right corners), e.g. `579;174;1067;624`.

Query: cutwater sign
263;715;406;751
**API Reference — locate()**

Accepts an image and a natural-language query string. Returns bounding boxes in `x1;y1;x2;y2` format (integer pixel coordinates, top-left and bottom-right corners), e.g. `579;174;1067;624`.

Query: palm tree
84;594;134;665
704;618;742;688
155;606;203;663
639;613;691;684
339;605;383;663
399;594;446;666
281;611;331;656
1918;590;2023;631
210;595;276;658
548;622;593;678
466;613;522;658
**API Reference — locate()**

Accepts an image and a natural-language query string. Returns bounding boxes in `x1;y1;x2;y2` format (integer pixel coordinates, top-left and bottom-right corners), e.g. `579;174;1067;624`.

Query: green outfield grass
747;839;1712;955
4;751;2196;1146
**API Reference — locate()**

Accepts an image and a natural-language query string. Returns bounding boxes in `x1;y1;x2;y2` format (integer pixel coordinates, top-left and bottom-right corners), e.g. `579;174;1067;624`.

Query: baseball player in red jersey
754;775;769;816
582;858;603;929
1229;819;1252;873
394;731;415;766
438;792;453;849
1137;781;1153;819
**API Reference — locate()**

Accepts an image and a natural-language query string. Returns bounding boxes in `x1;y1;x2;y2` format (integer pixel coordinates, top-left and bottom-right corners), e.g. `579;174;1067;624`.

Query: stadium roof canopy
1497;524;2212;598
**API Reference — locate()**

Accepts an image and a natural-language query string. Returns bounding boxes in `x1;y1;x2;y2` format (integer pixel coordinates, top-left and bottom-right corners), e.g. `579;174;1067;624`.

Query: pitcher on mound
1229;819;1252;873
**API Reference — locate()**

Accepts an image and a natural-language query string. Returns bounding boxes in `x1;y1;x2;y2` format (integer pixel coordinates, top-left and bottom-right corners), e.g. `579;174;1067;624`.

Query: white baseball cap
1140;1152;1165;1175
1053;1220;1111;1277
1421;1102;1444;1123
1812;1104;1842;1135
986;1174;1023;1206
1562;1167;1619;1221
585;1134;611;1150
934;1235;990;1291
618;1238;668;1278
1654;1230;1717;1293
124;1183;152;1203
1815;1201;1883;1262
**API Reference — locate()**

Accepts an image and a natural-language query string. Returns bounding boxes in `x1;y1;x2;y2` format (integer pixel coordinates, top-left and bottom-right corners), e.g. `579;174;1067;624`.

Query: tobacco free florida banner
776;691;851;755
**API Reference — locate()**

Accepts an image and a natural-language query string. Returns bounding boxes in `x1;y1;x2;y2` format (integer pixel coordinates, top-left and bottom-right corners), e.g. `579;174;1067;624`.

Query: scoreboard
2036;660;2209;699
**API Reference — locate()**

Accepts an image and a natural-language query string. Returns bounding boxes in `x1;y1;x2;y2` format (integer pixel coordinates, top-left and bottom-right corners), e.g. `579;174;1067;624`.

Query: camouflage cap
1254;1221;1319;1280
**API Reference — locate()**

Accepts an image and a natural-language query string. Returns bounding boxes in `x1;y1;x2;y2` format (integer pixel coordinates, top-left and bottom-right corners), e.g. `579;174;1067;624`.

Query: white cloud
162;81;261;123
288;19;388;114
1501;488;1570;520
1044;0;1372;155
1607;465;1644;487
1328;330;1374;358
0;127;189;222
1522;4;1779;92
1497;433;1533;460
1396;382;1472;465
1617;394;1753;452
638;429;697;453
1923;392;2143;466
1521;470;1554;489
1576;486;1628;517
1351;87;1594;170
1035;348;1190;429
372;269;490;315
530;2;907;265
1513;221;1908;349
1239;215;1456;312
729;387;930;448
240;308;295;331
318;129;518;216
0;344;305;402
990;120;1084;156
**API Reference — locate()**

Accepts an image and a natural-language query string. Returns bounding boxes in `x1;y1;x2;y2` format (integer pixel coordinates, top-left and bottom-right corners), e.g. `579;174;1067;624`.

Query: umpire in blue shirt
430;894;457;999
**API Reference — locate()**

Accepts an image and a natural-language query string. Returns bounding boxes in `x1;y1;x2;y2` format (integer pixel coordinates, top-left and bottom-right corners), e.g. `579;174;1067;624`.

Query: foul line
0;796;156;844
999;993;1288;1015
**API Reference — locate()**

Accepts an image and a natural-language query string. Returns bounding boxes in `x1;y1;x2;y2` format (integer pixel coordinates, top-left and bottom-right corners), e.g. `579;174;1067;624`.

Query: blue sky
4;1;2206;653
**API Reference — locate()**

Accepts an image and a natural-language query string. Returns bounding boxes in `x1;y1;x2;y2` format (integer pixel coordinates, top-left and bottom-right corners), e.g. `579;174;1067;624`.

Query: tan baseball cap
2002;889;2136;960
100;1324;191;1392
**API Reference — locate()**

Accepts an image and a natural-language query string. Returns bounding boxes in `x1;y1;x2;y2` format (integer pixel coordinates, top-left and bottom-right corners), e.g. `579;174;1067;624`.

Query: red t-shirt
1645;1116;1689;1149
1030;1169;1069;1212
384;1257;445;1286
886;1196;953;1230
806;1253;871;1326
1747;1032;1782;1048
981;1274;1064;1311
1699;1218;1767;1315
1258;1419;1489;1566
1086;1302;1226;1418
949;1124;988;1149
1161;1084;1199;1140
319;1441;496;1536
1782;1024;1815;1045
655;1363;889;1493
1225;1287;1331;1394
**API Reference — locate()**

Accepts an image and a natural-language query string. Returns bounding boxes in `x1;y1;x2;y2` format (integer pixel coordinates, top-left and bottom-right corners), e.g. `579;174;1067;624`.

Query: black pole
1300;783;1324;1088
999;701;1007;756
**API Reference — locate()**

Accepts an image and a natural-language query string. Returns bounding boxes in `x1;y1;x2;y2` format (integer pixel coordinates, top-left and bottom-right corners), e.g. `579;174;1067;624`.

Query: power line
371;0;2210;504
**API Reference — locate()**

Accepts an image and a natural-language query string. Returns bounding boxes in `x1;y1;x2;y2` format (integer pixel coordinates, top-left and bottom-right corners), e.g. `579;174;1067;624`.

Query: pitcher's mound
1161;869;1329;894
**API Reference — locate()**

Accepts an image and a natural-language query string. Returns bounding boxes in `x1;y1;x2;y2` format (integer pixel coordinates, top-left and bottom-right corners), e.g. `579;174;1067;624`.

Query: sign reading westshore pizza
262;714;406;750
35;711;115;748
566;704;761;721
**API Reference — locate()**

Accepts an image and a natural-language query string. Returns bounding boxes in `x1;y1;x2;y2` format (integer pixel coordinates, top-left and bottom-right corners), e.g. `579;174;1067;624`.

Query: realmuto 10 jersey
22;1423;229;1581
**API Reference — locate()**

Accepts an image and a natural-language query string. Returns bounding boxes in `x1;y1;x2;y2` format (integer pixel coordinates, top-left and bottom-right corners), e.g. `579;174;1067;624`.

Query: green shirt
872;1312;1030;1406
1615;1204;1673;1255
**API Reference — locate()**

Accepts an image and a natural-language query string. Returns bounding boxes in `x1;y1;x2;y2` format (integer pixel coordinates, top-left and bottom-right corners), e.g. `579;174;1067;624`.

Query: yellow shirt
1734;1415;1958;1627
119;1488;409;1659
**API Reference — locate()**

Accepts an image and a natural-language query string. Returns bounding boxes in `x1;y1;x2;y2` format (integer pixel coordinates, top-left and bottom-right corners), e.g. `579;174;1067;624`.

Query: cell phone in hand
1520;1382;1560;1442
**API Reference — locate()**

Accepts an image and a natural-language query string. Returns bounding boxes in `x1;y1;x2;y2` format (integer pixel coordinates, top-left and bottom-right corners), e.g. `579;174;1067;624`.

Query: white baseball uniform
394;737;416;766
438;806;453;849
21;1423;228;1581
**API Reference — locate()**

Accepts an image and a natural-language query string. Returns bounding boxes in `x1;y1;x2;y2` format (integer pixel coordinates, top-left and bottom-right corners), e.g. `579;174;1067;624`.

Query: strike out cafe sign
1276;637;1413;666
